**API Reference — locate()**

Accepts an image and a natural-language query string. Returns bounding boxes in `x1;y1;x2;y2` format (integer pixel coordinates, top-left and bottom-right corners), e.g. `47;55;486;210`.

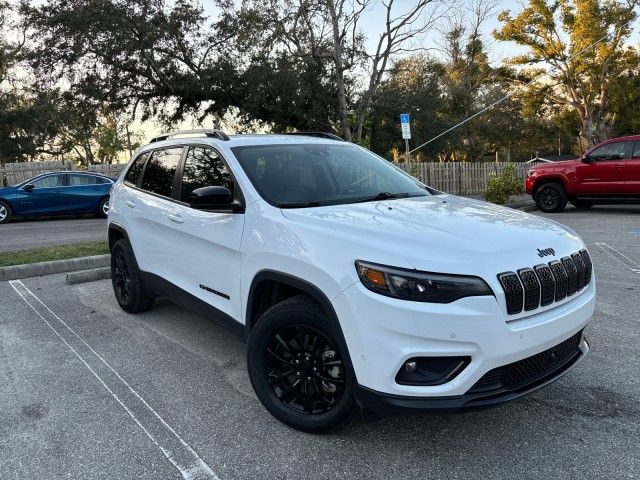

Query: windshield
231;143;428;207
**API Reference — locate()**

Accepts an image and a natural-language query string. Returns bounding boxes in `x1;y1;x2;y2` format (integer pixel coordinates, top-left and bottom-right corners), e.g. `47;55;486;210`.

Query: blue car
0;171;115;224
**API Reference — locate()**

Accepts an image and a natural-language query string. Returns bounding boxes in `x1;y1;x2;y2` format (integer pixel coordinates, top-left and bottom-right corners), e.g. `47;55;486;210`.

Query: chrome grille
498;249;592;315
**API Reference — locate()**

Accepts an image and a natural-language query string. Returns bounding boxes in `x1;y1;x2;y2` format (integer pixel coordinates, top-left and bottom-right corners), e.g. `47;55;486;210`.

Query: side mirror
188;186;240;211
580;154;592;164
23;184;34;192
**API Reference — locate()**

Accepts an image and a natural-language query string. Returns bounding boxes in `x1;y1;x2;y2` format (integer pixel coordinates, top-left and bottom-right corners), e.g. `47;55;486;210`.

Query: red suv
526;135;640;212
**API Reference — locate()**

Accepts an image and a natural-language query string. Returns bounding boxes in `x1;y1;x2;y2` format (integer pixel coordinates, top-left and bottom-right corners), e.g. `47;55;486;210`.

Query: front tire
0;201;12;224
535;183;568;212
110;239;155;313
247;295;356;432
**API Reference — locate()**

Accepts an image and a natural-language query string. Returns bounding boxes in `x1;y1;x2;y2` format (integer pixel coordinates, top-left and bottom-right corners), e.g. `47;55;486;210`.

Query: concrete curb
0;254;111;282
66;267;112;285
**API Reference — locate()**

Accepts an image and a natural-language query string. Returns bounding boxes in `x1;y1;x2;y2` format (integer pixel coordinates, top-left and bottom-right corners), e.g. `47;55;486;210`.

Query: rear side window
633;141;640;159
94;176;111;184
124;153;148;186
180;146;235;202
68;174;98;186
140;147;183;198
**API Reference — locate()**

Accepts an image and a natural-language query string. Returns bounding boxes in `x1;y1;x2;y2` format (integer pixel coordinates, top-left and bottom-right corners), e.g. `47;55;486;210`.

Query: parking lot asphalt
0;217;107;252
1;204;639;480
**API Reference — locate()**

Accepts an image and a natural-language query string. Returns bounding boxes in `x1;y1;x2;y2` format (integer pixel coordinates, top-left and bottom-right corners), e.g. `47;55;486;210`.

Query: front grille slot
572;252;586;290
468;331;583;394
498;250;592;315
562;257;578;296
580;249;592;285
534;264;555;306
498;273;524;315
549;261;568;301
518;268;540;311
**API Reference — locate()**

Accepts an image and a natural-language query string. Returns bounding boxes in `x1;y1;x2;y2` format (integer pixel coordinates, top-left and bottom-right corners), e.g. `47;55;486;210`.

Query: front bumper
333;279;595;397
355;333;589;416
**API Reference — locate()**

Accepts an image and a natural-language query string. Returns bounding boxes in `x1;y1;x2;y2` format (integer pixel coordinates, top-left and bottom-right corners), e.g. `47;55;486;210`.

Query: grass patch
0;241;109;267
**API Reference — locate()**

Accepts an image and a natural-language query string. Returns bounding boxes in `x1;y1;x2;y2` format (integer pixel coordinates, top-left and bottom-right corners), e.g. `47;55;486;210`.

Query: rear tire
247;295;356;433
97;197;109;218
0;200;12;224
570;200;593;209
110;239;155;313
535;183;568;213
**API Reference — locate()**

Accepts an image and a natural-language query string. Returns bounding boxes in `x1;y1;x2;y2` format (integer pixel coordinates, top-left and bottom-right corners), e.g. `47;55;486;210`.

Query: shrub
484;163;524;204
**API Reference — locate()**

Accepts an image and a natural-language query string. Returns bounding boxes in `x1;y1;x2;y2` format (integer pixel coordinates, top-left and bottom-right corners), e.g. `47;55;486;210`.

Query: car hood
533;159;580;171
281;194;584;273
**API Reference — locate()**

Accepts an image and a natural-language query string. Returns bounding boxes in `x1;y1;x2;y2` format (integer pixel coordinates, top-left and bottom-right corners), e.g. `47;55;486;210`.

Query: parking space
1;207;639;479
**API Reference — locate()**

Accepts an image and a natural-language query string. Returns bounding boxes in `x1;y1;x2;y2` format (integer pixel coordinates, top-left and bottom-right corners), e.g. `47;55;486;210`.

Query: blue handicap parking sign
400;113;410;124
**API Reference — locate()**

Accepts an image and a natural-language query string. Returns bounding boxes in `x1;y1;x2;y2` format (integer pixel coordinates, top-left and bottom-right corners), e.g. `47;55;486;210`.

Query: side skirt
139;271;245;341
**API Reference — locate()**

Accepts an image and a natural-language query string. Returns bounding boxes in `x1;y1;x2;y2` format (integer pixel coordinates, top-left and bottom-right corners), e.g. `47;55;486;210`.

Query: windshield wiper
276;201;323;209
348;192;423;204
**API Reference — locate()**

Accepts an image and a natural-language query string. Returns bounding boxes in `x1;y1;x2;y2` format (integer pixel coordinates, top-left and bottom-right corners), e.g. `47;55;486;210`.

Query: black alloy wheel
112;249;131;304
536;183;567;213
110;239;155;313
265;324;346;415
248;295;356;432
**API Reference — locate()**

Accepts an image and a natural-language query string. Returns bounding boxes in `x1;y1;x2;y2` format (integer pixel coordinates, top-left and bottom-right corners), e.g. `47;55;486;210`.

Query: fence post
457;163;462;195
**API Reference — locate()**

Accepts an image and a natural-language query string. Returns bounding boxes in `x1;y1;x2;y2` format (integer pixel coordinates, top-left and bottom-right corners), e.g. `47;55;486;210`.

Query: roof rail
149;129;230;143
282;132;344;141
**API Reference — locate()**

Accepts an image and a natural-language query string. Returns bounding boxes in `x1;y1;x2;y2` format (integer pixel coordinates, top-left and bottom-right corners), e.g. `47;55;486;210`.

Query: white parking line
9;280;219;480
593;243;640;273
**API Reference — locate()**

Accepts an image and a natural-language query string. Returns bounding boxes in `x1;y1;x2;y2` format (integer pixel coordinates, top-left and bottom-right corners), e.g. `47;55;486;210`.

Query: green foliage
484;164;525;205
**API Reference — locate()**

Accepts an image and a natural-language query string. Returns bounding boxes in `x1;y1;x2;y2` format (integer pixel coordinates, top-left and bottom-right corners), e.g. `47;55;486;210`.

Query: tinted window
125;153;148;186
180;147;234;202
231;143;427;207
94;176;111;184
68;174;98;186
140;148;182;198
633;141;640;159
32;174;64;188
589;141;629;161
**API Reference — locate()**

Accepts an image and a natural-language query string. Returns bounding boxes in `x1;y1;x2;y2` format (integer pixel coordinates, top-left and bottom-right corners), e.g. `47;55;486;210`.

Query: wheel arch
532;175;570;195
108;223;130;252
245;270;355;375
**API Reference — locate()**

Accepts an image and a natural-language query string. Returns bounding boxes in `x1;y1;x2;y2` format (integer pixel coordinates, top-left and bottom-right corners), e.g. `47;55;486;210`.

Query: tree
238;0;447;141
494;0;638;147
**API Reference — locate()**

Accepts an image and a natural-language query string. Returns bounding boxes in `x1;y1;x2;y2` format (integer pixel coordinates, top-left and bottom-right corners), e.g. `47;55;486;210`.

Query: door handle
613;164;624;168
125;201;136;208
167;213;185;224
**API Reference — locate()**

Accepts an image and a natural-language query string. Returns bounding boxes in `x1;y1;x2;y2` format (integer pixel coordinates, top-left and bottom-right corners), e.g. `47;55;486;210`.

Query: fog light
405;361;417;372
395;356;470;386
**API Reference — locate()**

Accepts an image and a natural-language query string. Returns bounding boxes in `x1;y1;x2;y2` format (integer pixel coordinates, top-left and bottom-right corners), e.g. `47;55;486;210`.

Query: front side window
140;147;183;198
31;174;64;188
231;143;427;207
180;147;235;202
124;152;149;186
589;141;629;161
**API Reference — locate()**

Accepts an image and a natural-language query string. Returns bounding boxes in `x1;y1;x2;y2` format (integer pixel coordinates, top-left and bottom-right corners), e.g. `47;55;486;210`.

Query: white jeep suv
108;129;594;432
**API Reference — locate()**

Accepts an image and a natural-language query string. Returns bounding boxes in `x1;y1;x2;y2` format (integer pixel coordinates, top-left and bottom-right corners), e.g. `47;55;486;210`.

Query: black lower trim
140;271;244;339
355;335;589;417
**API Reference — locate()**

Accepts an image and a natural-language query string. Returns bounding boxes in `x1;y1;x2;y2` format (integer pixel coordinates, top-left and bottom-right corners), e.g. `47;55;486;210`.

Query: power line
400;13;637;159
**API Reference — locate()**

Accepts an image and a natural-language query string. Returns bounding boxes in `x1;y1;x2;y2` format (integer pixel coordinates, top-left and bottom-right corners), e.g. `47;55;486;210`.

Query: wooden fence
396;161;528;196
0;161;126;187
1;159;528;196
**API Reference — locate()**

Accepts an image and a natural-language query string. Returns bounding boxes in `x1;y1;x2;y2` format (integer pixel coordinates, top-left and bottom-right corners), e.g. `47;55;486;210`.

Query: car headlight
355;261;494;303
